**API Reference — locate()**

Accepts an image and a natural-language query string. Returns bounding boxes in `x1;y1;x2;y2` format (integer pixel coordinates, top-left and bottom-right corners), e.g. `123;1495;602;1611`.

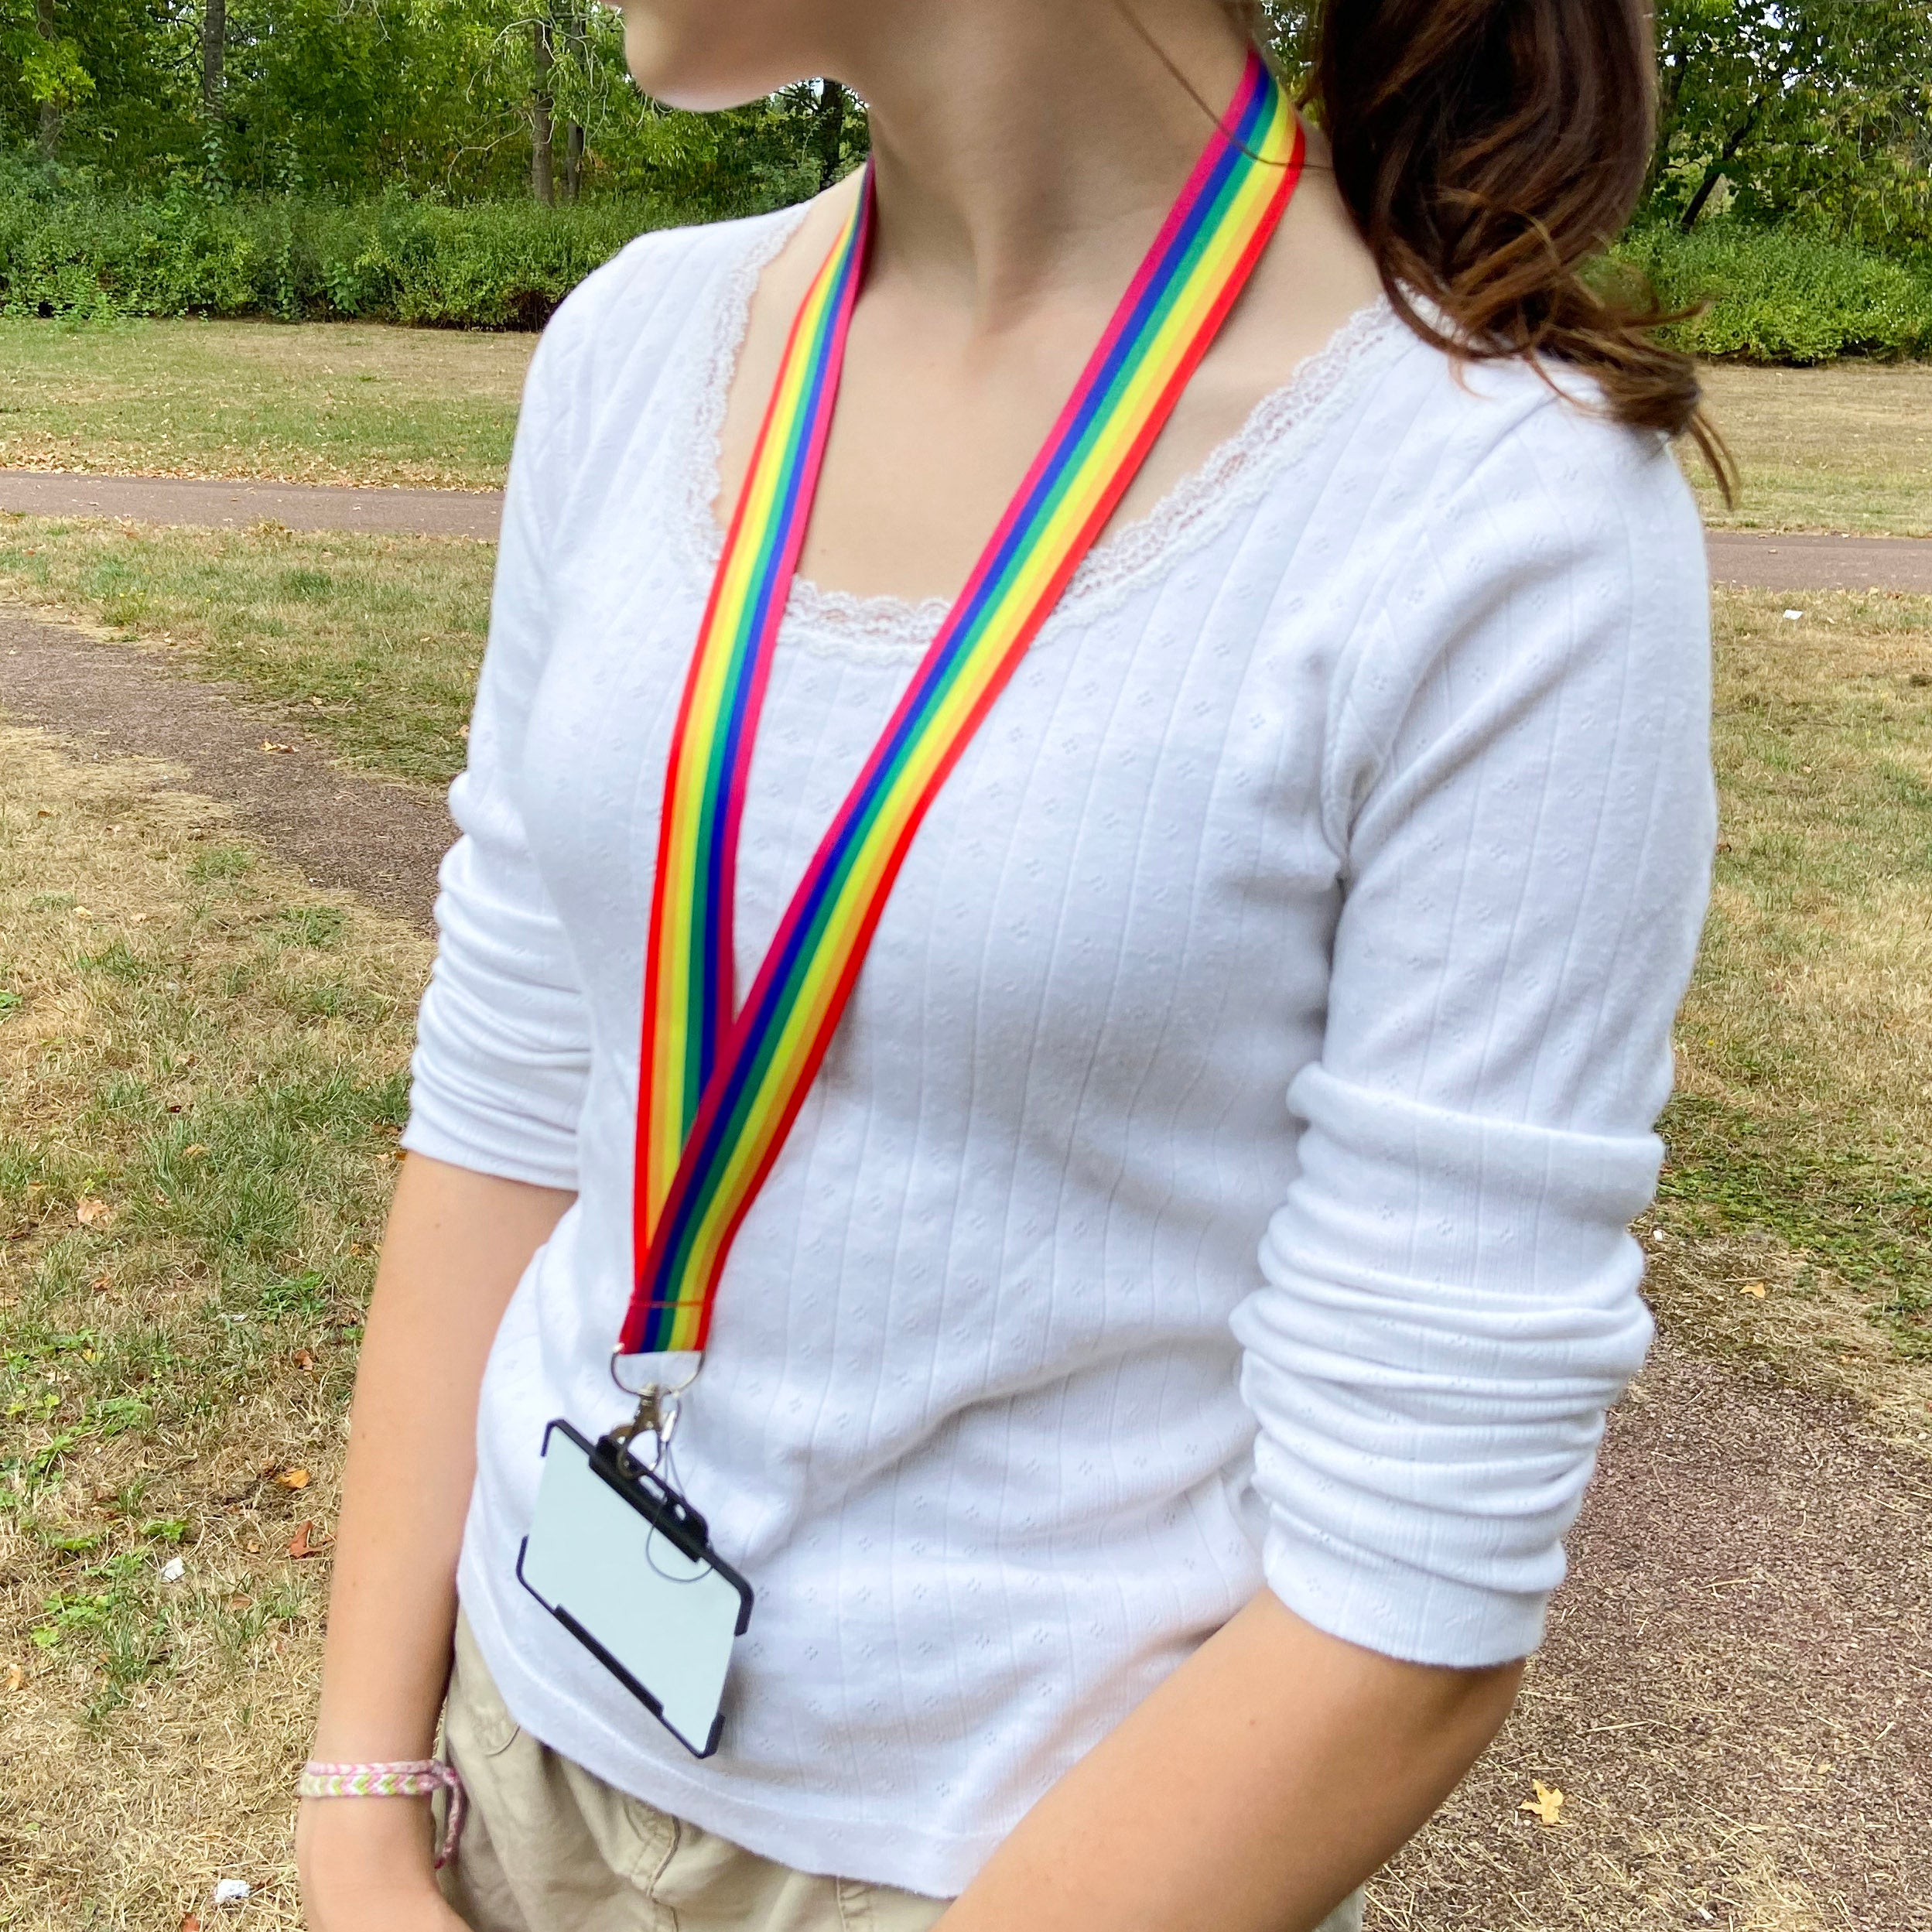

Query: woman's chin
621;15;807;112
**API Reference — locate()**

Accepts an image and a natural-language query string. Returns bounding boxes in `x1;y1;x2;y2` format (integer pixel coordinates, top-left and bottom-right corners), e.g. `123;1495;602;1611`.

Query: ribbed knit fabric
403;207;1715;1898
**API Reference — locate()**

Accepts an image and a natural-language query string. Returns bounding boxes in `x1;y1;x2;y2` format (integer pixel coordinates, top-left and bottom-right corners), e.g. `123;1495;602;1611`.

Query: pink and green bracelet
298;1759;467;1868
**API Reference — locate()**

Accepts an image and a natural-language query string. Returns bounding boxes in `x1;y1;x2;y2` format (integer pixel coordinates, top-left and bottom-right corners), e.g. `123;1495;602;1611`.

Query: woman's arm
296;1154;574;1932
939;1592;1519;1932
942;405;1710;1931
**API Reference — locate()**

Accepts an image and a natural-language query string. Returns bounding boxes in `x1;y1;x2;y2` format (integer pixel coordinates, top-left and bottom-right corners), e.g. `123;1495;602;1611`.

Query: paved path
2;607;1928;1923
0;469;500;541
6;469;1932;592
0;610;450;927
1705;528;1932;594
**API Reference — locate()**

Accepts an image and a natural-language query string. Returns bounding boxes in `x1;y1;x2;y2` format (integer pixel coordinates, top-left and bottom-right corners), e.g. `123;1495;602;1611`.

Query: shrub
1612;224;1932;363
4;183;1932;359
0;190;686;329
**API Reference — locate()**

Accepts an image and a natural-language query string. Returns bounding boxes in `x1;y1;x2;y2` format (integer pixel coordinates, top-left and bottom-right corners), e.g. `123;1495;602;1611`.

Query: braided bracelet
298;1758;467;1869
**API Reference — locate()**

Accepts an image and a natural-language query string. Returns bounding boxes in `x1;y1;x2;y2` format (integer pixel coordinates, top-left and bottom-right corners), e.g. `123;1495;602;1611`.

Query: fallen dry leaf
5;1662;24;1692
180;1914;201;1932
261;740;296;754
74;1197;112;1227
1520;1780;1566;1827
293;1348;316;1370
287;1520;329;1559
1739;1280;1768;1298
181;1143;208;1158
275;1469;311;1490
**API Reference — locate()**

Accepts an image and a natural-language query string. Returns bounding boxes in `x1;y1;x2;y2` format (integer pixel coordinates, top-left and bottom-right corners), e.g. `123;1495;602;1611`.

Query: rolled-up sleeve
1232;398;1715;1666
401;325;592;1192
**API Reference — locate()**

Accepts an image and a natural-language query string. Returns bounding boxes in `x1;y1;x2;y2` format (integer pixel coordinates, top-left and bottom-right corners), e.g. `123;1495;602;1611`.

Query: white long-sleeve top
404;205;1715;1897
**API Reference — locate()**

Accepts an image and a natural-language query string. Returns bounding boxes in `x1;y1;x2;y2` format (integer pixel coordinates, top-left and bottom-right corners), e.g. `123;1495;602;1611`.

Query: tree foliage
0;0;864;208
1651;0;1932;248
0;0;1925;259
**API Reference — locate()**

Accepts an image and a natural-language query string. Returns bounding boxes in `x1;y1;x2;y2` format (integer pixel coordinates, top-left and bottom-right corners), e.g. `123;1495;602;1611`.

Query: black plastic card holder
516;1418;754;1759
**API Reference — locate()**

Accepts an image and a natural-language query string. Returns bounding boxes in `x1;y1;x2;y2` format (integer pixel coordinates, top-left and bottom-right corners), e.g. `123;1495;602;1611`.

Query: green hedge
4;185;1932;356
1612;224;1932;362
0;192;678;329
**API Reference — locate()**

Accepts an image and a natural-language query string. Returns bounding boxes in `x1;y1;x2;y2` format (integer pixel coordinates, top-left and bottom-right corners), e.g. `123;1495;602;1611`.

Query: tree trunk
559;2;586;203
1643;52;1686;204
34;0;61;157
201;0;226;120
813;78;847;193
530;18;556;206
1679;99;1763;233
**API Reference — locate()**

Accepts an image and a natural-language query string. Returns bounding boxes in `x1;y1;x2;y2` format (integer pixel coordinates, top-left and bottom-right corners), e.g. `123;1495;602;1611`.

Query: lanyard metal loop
607;1349;700;1472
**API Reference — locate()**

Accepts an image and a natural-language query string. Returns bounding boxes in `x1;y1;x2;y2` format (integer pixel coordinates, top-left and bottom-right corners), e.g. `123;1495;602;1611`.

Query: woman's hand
296;1795;466;1932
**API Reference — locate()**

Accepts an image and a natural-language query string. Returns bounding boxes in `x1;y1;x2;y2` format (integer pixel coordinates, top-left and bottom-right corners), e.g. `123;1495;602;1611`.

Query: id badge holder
517;1407;753;1759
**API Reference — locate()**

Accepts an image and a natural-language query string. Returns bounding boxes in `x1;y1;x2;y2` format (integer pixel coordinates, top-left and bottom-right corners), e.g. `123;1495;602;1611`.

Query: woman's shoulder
1301;319;1711;770
1358;318;1702;552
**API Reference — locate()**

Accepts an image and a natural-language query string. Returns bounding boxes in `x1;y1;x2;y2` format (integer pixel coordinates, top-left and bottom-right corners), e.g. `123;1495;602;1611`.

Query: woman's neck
829;0;1253;333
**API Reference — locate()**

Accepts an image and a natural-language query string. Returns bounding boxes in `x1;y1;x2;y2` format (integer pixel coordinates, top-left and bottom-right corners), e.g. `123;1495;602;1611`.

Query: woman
296;0;1717;1926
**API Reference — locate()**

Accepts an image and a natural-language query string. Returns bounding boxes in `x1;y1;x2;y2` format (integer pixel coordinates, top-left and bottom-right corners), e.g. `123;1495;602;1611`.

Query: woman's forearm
939;1589;1521;1932
309;1154;573;1763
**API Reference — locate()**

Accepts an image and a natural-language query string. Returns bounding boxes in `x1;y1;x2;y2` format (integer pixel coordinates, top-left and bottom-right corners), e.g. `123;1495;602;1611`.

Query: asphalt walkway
0;470;500;542
5;470;1931;591
0;608;450;927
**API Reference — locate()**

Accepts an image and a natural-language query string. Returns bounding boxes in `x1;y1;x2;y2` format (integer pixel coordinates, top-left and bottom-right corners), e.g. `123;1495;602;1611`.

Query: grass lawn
0;728;427;1928
0;318;531;491
0;514;1927;1424
0;556;1928;1922
2;314;1927;535
1642;588;1932;1440
1688;361;1932;538
0;516;492;786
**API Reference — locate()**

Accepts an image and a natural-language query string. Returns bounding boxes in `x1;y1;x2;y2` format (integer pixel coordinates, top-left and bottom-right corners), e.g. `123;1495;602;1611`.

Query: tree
202;0;225;124
3;0;91;157
810;77;846;193
1649;0;1932;244
529;12;553;202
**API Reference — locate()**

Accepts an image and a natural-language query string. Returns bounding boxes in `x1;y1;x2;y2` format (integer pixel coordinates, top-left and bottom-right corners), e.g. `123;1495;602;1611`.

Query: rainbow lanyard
622;53;1303;1359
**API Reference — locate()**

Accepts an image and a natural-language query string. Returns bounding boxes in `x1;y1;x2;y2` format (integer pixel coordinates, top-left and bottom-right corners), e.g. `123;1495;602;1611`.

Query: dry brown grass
1691;361;1932;537
0;515;492;785
1;581;1927;1927
0;318;531;491
0;727;427;1929
1;314;1922;539
1643;589;1932;1437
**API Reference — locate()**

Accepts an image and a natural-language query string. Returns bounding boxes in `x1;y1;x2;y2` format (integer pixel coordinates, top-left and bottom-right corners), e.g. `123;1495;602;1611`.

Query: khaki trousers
440;1612;1365;1932
440;1613;949;1932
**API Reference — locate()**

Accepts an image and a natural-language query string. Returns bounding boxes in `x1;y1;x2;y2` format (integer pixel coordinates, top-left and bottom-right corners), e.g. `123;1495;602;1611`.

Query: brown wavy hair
1234;0;1732;491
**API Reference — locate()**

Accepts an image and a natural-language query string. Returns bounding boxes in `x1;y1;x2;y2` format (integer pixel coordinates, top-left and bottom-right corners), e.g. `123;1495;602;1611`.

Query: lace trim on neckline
662;206;1405;667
